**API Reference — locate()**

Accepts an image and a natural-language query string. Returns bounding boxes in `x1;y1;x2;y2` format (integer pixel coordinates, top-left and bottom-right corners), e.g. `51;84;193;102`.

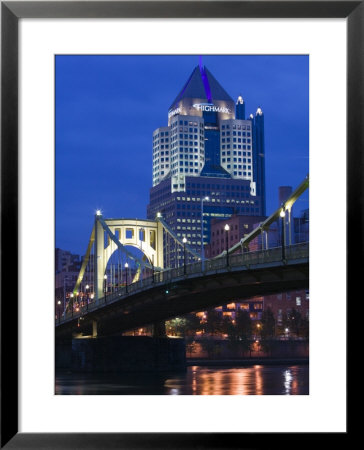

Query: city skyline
56;55;309;256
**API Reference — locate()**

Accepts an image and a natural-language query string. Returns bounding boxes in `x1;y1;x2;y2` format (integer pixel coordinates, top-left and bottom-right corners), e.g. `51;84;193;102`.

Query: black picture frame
1;1;357;448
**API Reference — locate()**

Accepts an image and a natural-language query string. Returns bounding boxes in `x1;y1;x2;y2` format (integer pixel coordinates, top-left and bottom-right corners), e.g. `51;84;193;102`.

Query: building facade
147;63;265;266
205;213;267;258
202;195;309;333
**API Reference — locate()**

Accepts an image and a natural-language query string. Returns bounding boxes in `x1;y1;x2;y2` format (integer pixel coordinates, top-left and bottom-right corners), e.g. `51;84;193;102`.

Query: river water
55;364;308;395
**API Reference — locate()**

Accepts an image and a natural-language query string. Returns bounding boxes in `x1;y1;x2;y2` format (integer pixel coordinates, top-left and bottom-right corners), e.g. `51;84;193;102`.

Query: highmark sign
193;103;232;114
168;107;181;119
168;103;232;119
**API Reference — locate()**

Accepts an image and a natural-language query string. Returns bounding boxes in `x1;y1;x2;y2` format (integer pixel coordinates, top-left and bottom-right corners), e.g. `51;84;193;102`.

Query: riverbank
187;357;309;366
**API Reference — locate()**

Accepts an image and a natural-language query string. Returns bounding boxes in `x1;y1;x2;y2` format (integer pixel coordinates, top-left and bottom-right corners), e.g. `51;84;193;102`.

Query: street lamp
63;276;67;317
70;293;74;318
224;223;230;267
57;300;61;324
75;292;80;312
85;284;89;311
256;322;261;339
280;206;286;261
104;274;107;302
125;262;129;293
182;236;187;275
201;196;210;271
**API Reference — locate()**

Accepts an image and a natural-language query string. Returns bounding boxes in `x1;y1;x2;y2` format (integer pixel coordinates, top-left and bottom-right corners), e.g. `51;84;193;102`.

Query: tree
200;337;217;359
300;316;309;340
235;310;252;339
185;336;198;357
277;312;289;337
235;310;253;356
184;313;203;336
288;308;302;337
260;307;276;339
166;317;187;336
221;316;236;339
203;308;223;336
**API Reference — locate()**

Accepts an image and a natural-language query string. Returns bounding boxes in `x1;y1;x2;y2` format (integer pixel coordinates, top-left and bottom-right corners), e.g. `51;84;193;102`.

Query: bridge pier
92;320;98;338
55;336;186;373
153;321;166;338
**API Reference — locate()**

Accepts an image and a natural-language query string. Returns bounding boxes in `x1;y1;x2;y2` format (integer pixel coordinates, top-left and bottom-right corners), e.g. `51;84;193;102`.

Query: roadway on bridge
55;243;308;339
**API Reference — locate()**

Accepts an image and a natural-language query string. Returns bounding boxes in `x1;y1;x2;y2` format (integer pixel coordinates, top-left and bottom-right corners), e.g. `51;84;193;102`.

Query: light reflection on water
55;365;308;395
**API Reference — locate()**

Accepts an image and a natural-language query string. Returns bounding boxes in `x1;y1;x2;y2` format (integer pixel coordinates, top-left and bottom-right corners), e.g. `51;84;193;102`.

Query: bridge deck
56;243;309;336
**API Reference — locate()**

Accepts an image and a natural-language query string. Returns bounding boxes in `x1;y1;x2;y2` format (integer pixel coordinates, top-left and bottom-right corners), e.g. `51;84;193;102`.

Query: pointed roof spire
169;64;233;110
199;63;212;103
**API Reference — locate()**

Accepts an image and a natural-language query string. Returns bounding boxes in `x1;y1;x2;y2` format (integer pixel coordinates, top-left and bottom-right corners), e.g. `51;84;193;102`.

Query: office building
147;62;265;266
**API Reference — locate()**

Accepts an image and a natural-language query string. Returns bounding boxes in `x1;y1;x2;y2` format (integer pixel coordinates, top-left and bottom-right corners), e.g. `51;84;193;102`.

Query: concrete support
153;321;166;337
92;320;98;338
157;221;164;269
70;336;186;372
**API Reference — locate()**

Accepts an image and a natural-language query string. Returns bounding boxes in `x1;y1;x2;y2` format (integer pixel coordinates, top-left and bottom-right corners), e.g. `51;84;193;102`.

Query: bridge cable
213;174;309;259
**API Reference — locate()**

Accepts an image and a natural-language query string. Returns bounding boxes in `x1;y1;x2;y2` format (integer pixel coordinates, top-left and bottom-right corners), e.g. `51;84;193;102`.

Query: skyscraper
147;62;265;266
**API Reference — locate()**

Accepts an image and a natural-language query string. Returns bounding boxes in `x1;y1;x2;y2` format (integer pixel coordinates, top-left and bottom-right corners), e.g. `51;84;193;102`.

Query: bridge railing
56;242;308;325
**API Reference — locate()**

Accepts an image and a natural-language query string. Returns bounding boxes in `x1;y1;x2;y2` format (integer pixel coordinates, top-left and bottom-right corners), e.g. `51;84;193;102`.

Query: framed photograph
2;0;358;447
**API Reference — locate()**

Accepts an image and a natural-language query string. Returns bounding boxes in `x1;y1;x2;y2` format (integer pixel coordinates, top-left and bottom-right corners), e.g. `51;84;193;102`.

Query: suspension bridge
55;176;309;339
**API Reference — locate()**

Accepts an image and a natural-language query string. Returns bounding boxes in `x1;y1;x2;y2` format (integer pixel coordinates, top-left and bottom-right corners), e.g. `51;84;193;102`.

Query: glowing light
96;210;102;216
249;113;254;119
224;223;230;231
85;285;89;290
57;300;61;305
182;237;187;244
284;369;293;394
156;212;162;218
236;95;244;105
104;275;107;279
280;209;286;218
124;262;129;268
256;107;263;116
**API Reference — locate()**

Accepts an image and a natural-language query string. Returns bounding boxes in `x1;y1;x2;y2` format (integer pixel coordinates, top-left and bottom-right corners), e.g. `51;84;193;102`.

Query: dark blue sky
56;55;309;256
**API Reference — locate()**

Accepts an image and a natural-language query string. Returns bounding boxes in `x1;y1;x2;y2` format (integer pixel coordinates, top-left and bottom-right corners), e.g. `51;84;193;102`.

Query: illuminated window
240;304;249;310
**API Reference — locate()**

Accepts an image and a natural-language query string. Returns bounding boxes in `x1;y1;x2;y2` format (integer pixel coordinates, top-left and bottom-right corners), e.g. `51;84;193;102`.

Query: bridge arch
95;217;164;299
